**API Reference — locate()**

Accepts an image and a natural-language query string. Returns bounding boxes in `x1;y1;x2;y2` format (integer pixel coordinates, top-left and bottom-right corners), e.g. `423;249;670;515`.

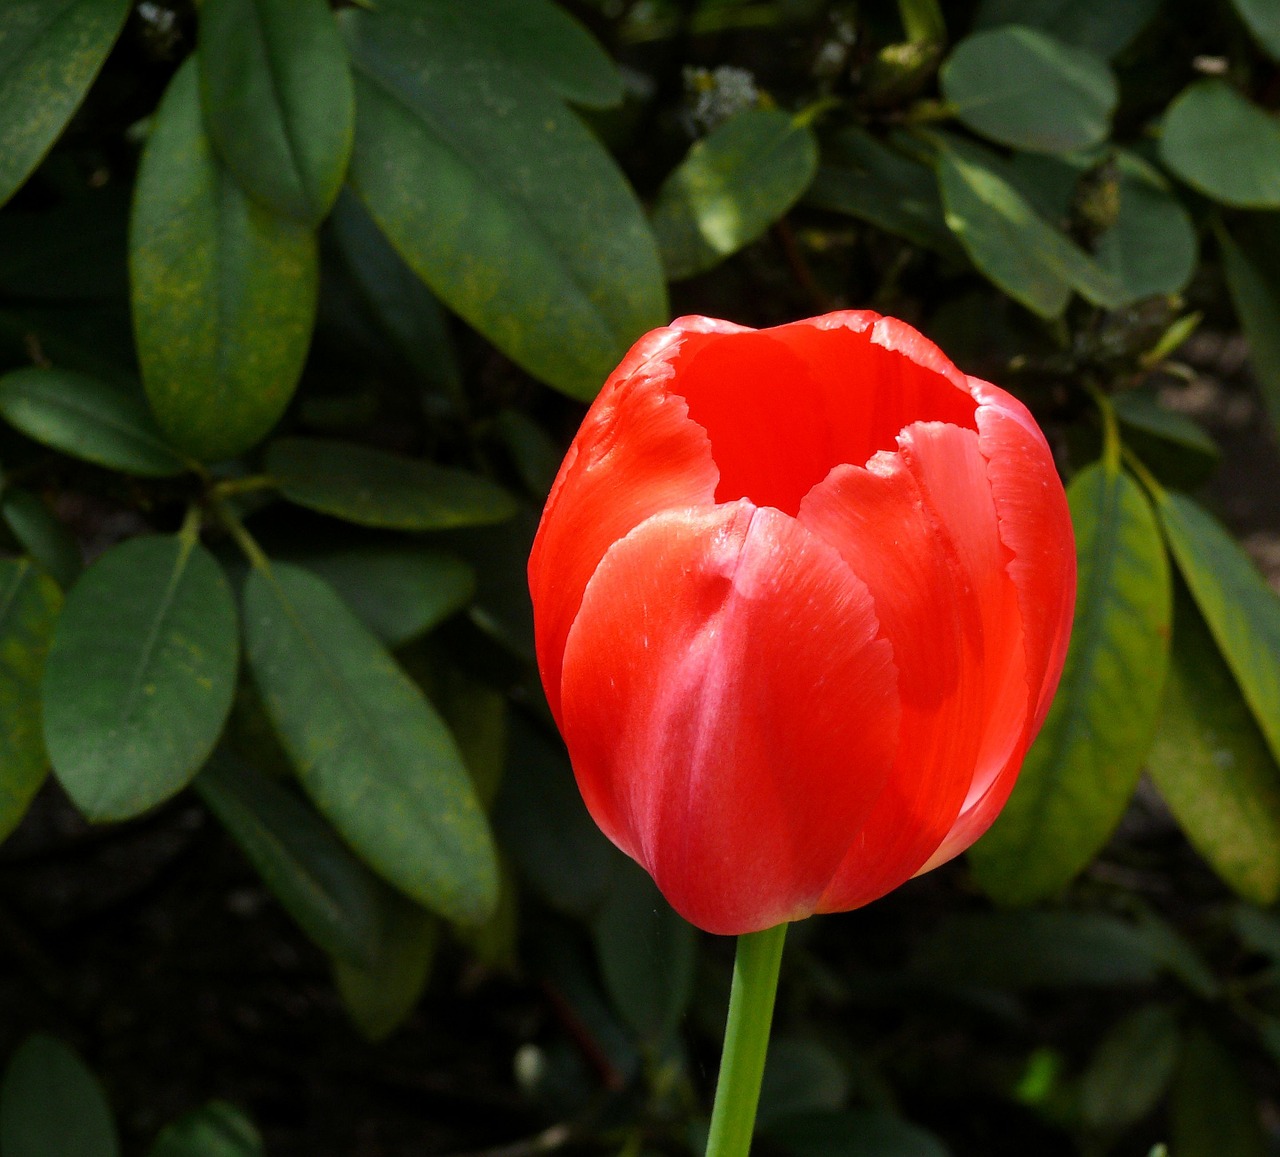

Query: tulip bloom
528;312;1075;936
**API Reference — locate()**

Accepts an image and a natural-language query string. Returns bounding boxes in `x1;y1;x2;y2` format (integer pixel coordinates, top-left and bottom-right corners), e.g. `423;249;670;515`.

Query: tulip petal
528;328;719;726
767;313;980;469
916;389;1077;869
559;501;900;935
797;451;987;910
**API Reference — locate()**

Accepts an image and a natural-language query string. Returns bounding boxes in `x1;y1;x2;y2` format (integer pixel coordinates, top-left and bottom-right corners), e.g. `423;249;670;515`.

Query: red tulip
528;312;1075;936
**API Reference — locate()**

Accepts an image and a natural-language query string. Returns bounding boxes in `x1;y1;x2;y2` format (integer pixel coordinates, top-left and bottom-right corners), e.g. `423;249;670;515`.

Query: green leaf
1079;1004;1180;1131
198;0;353;226
148;1101;262;1157
591;859;696;1047
329;189;462;402
266;437;517;531
0;367;190;476
935;135;1123;317
433;666;507;810
0;0;132;209
0;1034;119;1157
970;463;1171;903
366;0;622;109
1;489;82;589
911;911;1166;988
1112;389;1218;462
806;128;961;257
764;1110;950;1157
42;535;239;822
940;27;1117;154
1159;80;1280;209
333;887;437;1041
1169;1028;1268;1157
340;8;666;401
130;60;319;462
1219;221;1280;440
973;0;1159;58
194;751;383;967
651;108;817;280
493;711;624;918
1148;590;1280;905
492;409;563;500
1232;0;1280;60
242;563;498;924
294;544;474;648
757;1040;850;1130
1232;904;1280;962
0;560;61;842
1093;152;1197;304
1157;492;1280;768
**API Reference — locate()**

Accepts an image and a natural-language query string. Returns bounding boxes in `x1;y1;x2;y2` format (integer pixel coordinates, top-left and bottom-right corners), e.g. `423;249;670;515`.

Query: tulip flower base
706;924;789;1157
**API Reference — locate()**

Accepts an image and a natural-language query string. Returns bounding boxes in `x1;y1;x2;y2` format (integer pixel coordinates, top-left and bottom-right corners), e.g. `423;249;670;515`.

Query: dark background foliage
1;1;1279;1154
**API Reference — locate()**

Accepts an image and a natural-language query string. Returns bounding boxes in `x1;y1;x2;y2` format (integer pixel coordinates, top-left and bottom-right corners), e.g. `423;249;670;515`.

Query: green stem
705;923;788;1157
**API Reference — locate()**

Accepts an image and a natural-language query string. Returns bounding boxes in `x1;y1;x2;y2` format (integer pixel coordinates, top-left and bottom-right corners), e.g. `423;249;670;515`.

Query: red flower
528;313;1075;936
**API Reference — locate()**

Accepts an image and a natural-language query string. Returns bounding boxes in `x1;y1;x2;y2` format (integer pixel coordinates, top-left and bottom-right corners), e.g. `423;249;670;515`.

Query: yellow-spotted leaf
0;560;61;841
42;535;239;821
242;564;498;924
130;60;318;461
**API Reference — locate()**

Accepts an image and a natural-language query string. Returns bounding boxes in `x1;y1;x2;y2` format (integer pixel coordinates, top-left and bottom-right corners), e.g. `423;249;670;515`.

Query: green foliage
0;1034;119;1157
1;0;1278;1151
971;461;1171;903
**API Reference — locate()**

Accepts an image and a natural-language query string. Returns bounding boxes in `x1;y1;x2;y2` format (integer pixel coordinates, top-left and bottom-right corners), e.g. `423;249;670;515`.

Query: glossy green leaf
591;859;697;1046
806;128;961;257
0;0;132;209
130;60;319;461
0;560;61;841
0;1034;119;1157
148;1101;262;1157
971;463;1171;903
1219;222;1280;439
652;108;817;280
0;368;189;476
329;189;462;402
1112;390;1218;462
1;489;82;589
1079;1004;1180;1130
194;752;383;967
267;437;517;530
198;0;353;225
765;1110;950;1157
1232;0;1280;60
911;911;1166;988
973;0;1159;58
1160;80;1280;209
1148;591;1280;905
295;544;474;648
242;563;498;924
1094;152;1197;303
367;0;622;109
334;887;437;1042
43;535;239;821
935;136;1123;317
941;27;1117;154
493;711;624;918
341;8;666;401
1169;1029;1268;1157
1157;491;1280;769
